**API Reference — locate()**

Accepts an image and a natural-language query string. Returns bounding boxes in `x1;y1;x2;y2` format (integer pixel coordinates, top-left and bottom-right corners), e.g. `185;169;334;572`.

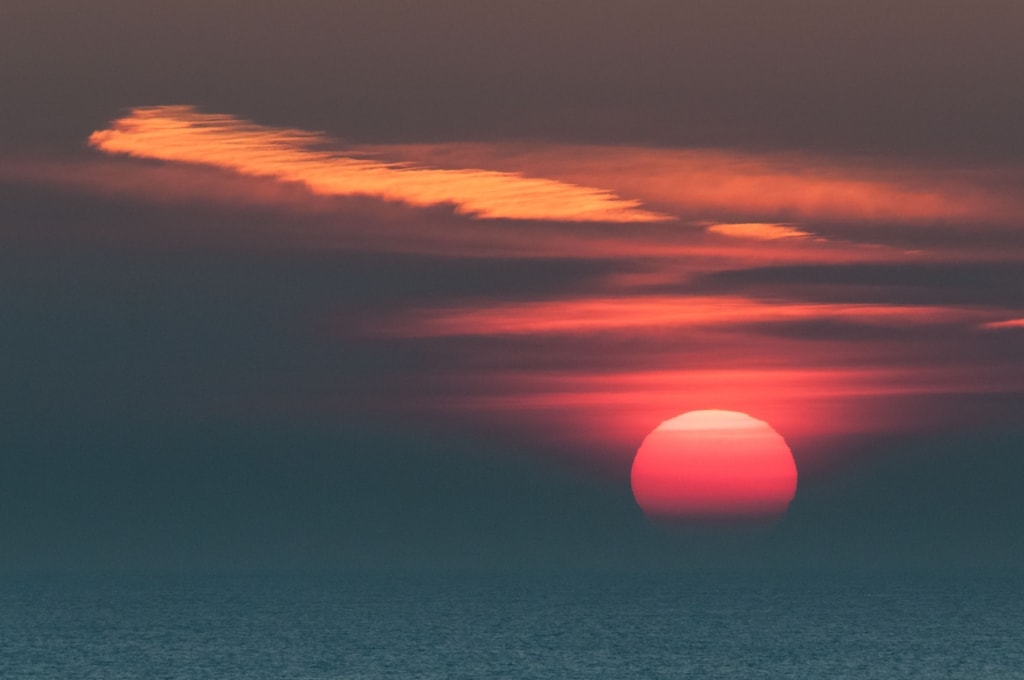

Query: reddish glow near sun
631;410;798;522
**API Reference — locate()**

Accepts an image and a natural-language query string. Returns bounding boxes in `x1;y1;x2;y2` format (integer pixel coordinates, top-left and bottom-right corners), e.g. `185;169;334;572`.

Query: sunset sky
2;0;1023;570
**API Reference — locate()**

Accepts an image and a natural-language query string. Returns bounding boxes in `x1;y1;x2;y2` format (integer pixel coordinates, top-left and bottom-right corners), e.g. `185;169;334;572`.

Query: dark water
1;570;1022;679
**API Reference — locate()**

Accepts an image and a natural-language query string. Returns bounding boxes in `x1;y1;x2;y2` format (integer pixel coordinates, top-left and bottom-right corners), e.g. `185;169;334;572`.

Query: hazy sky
2;0;1023;570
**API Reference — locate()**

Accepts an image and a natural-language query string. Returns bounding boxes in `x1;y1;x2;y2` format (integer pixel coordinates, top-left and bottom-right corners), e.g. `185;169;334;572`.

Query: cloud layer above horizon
2;103;1023;467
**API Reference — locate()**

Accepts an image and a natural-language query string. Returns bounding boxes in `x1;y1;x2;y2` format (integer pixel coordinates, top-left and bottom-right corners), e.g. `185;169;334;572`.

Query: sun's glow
631;410;798;521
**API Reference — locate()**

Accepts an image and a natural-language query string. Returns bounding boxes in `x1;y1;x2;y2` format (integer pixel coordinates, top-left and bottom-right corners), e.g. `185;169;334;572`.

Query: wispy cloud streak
981;318;1024;330
88;106;669;223
707;223;815;241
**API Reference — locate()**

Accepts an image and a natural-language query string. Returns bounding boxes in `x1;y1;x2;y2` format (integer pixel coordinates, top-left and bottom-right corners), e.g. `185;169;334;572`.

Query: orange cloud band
376;143;1024;226
706;223;815;241
88;106;669;223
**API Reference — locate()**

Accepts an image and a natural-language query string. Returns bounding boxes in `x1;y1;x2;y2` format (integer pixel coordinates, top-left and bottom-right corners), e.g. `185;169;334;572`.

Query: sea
1;570;1022;679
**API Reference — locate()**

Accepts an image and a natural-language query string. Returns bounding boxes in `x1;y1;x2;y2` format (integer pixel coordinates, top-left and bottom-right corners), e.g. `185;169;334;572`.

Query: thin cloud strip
368;295;994;337
88;106;669;223
982;318;1024;330
707;223;815;241
401;362;1024;449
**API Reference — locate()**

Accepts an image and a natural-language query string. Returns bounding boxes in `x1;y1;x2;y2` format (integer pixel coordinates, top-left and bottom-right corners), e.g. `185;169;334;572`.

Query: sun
631;410;798;523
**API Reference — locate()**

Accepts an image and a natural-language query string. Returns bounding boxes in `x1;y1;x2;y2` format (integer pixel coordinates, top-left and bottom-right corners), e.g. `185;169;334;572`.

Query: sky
2;0;1024;571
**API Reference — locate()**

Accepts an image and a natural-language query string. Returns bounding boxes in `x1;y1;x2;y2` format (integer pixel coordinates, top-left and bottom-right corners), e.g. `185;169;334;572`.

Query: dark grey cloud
691;263;1024;308
719;319;966;342
0;202;628;430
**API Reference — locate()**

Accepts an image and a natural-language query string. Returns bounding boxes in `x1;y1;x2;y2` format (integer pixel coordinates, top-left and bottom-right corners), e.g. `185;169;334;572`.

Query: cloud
0;157;346;214
88;106;669;223
395;359;1024;457
9;104;1017;265
379;143;1024;229
367;295;995;338
5;158;909;263
981;318;1024;330
690;263;1024;307
706;223;814;241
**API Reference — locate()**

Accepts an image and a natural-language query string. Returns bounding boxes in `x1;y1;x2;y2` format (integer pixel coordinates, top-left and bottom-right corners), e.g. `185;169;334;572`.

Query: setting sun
631;410;798;522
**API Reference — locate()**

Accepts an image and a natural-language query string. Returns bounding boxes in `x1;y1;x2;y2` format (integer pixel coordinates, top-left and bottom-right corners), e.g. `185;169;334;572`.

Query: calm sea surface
1;570;1022;679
